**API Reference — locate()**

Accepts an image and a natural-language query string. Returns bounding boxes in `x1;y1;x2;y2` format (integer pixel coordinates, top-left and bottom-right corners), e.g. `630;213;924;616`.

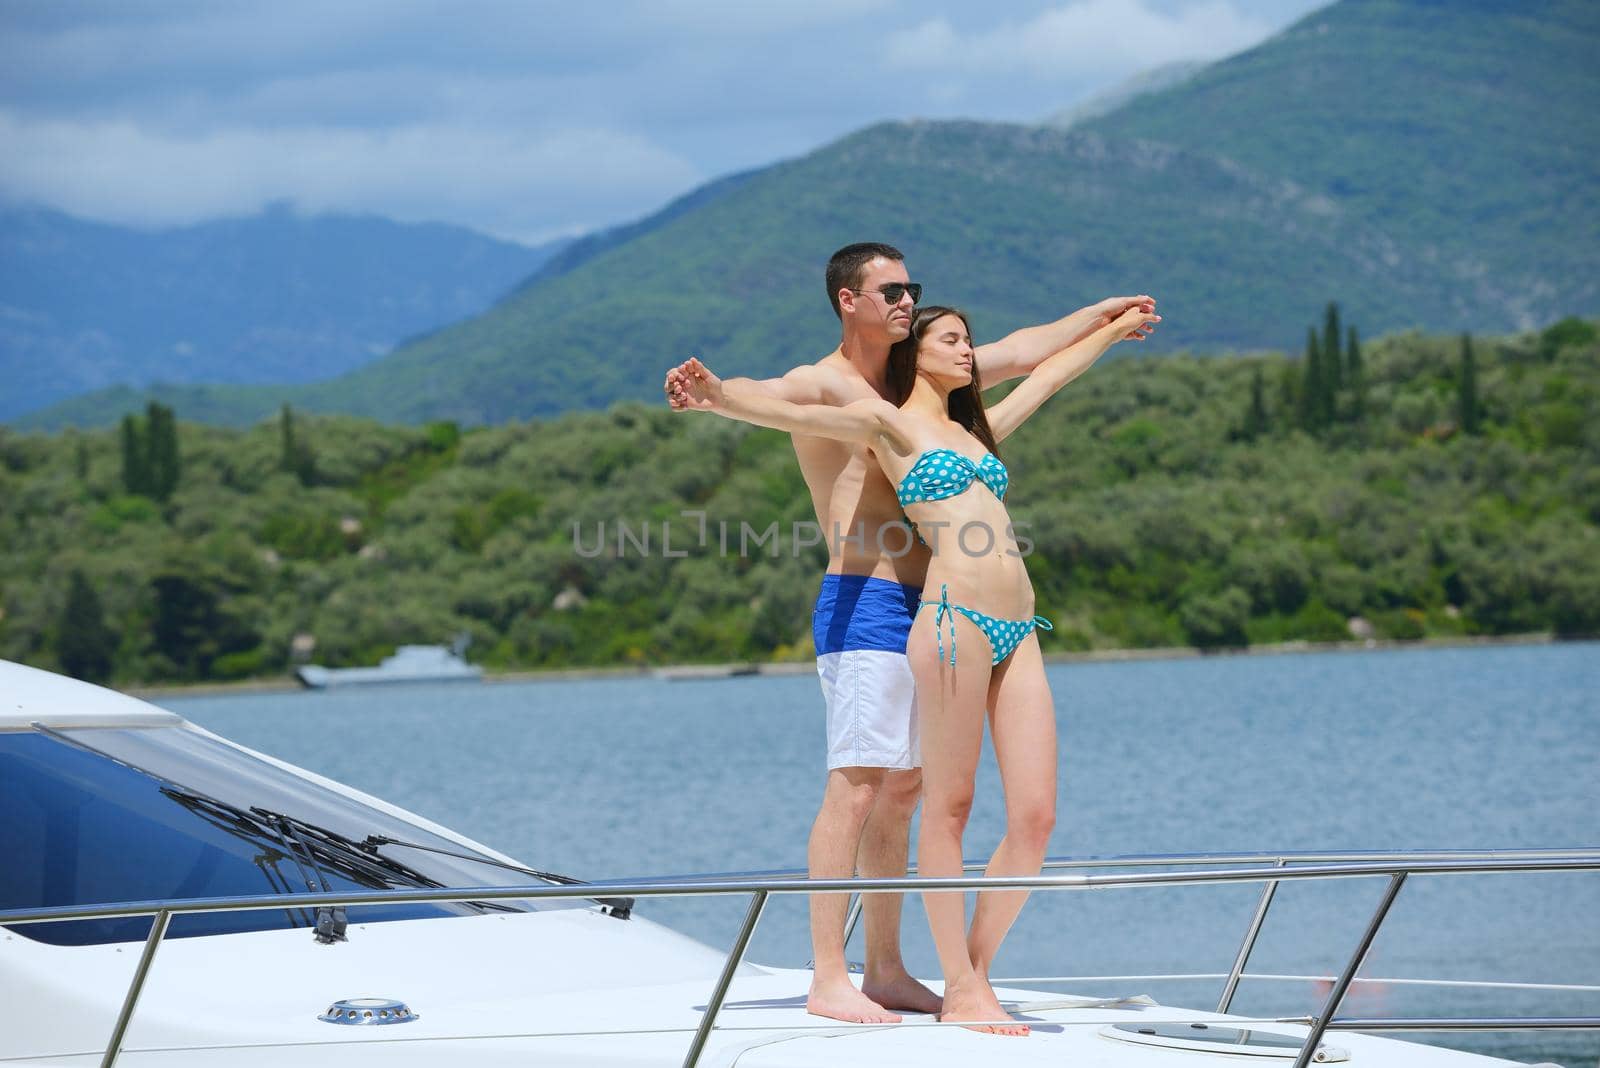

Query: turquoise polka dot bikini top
895;448;1009;507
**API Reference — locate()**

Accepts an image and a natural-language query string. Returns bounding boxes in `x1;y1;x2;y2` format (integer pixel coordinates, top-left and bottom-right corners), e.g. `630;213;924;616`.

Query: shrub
1180;587;1251;648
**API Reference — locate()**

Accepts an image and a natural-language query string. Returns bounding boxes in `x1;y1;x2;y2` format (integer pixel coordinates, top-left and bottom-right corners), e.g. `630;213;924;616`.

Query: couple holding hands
664;243;1159;1034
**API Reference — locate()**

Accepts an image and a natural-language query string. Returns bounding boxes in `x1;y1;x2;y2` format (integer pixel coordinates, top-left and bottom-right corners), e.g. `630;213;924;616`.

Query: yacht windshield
0;725;566;946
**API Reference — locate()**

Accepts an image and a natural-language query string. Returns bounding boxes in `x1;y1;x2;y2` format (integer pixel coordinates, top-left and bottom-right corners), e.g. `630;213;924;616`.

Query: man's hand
664;360;707;411
1093;295;1159;341
664;364;687;410
665;357;724;412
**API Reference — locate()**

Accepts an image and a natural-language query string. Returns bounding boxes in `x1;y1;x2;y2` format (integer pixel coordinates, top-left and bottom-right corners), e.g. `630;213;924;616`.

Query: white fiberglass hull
3;909;1522;1067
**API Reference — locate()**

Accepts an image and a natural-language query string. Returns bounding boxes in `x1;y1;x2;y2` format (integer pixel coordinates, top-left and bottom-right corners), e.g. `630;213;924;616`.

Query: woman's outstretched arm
666;357;914;455
976;295;1158;384
984;307;1161;442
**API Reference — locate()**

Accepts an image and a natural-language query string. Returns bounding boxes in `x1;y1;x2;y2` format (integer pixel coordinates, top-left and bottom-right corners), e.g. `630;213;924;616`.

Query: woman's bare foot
938;974;1028;1036
807;975;902;1024
863;968;943;1015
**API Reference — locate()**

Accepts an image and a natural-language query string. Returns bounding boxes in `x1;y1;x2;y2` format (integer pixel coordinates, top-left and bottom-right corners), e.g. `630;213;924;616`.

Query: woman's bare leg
908;612;1028;1036
966;634;1057;979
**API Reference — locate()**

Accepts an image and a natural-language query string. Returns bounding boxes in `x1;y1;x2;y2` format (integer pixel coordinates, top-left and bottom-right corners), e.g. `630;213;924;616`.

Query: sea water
165;642;1599;1063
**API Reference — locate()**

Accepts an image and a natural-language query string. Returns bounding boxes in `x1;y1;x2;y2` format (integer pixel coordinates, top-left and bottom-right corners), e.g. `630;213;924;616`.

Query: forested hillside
3;317;1594;684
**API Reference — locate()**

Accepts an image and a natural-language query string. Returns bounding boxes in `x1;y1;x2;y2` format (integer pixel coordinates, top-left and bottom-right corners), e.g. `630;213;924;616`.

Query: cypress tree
1322;302;1344;394
1246;364;1269;439
1300;327;1323;430
1278;360;1299;424
279;404;296;473
119;414;148;495
279;404;316;485
1346;326;1365;421
74;436;90;482
58;570;117;683
1459;333;1480;435
146;402;180;501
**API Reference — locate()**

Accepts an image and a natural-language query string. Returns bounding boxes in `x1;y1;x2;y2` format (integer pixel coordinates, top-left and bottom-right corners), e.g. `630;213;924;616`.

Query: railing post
841;893;863;948
1293;873;1407;1068
101;909;171;1068
682;890;768;1068
1217;857;1286;1013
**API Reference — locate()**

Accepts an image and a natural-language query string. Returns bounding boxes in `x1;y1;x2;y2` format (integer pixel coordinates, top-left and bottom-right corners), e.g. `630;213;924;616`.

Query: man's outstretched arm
667;358;913;454
666;362;827;410
976;295;1157;385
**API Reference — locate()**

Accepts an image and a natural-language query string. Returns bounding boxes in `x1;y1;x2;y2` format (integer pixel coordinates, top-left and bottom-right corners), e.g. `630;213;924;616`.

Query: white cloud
888;0;1272;80
0;111;703;242
0;1;1321;238
2;0;900;96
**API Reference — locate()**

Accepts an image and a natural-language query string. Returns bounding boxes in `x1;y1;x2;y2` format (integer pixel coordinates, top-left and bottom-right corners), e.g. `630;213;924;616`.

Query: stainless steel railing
3;850;1597;1068
838;847;1600;1016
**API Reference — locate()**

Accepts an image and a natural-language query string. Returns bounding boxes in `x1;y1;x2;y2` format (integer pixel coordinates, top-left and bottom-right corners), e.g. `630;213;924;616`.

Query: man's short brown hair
825;242;904;320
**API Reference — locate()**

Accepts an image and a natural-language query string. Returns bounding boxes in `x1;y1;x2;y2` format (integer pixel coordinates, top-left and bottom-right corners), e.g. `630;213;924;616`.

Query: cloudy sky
0;0;1327;245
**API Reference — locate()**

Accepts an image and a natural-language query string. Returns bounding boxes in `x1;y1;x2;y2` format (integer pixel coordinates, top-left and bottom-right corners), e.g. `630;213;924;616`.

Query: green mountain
19;0;1598;430
1077;0;1600;328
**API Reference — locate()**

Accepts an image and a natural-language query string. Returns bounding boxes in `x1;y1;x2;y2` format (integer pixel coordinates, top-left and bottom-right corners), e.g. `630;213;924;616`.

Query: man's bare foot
807;975;902;1024
862;969;943;1015
938;974;1028;1036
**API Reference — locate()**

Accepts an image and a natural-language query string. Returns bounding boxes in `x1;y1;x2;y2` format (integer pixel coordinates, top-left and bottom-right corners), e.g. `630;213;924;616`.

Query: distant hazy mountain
21;0;1598;430
0;205;567;420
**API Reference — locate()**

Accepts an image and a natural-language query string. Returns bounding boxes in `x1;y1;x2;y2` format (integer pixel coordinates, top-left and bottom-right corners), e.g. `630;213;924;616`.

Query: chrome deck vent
1101;1023;1348;1061
318;997;418;1025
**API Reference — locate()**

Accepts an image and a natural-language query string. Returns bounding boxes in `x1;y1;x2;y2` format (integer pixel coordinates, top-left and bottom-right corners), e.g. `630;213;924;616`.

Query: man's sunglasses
847;282;922;306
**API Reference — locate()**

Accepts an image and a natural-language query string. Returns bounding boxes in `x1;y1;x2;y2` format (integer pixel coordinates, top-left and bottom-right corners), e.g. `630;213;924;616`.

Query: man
665;243;1154;1023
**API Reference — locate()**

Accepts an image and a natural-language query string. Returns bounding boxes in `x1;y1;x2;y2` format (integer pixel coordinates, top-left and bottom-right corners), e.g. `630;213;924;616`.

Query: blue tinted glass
0;729;540;945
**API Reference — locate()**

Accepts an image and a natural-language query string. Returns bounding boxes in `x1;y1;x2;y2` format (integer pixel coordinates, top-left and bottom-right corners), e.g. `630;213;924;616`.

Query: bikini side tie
924;585;1054;668
933;583;957;668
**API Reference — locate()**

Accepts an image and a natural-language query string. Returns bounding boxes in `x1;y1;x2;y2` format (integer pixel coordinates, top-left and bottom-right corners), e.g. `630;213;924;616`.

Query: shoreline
123;631;1563;699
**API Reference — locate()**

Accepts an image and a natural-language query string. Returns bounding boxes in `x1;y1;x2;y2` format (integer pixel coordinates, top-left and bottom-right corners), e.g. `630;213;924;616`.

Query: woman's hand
1092;295;1159;340
1107;305;1162;344
666;357;724;412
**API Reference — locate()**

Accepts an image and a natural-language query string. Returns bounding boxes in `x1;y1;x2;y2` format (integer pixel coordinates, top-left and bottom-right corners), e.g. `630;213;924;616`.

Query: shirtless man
665;242;1154;1023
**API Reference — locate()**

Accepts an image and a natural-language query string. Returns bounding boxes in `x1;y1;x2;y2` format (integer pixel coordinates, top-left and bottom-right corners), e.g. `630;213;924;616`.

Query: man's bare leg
807;767;900;1023
858;768;943;1014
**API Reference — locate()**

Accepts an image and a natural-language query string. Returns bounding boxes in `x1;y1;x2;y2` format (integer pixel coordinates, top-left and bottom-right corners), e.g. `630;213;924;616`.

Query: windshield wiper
262;810;349;944
161;788;358;942
165;788;630;921
359;834;633;919
30;725;621;931
163;787;534;942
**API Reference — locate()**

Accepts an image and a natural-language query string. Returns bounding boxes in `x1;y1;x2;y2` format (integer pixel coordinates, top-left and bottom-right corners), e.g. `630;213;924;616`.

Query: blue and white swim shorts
812;575;922;770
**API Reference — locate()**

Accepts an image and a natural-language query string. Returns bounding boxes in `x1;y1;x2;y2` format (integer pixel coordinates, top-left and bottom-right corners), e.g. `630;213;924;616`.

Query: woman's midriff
907;495;1035;620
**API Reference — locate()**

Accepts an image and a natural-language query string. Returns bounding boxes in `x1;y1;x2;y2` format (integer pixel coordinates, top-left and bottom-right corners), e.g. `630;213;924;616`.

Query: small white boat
295;643;482;688
2;659;1594;1067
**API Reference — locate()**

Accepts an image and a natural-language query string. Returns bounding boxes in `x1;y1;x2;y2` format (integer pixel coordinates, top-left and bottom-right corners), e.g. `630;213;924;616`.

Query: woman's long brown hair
887;306;1001;457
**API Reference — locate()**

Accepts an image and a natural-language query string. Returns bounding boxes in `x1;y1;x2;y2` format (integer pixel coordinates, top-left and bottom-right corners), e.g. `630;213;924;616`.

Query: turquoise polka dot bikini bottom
919;584;1053;667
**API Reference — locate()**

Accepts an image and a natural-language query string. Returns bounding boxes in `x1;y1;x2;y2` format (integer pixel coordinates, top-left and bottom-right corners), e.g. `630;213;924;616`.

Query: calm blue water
163;643;1600;1063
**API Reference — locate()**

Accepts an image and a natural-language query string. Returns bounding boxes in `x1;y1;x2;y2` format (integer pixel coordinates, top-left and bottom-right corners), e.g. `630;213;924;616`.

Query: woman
676;301;1158;1033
